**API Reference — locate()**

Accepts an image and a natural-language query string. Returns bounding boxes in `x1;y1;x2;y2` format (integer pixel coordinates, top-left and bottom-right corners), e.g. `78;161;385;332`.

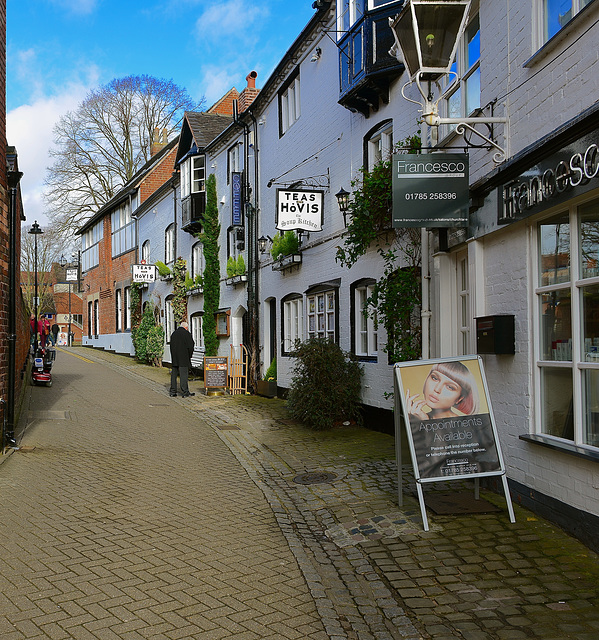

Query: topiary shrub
226;256;236;277
286;338;363;430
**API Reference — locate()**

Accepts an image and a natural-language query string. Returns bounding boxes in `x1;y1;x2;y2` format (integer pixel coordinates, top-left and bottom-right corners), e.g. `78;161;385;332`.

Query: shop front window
535;199;599;449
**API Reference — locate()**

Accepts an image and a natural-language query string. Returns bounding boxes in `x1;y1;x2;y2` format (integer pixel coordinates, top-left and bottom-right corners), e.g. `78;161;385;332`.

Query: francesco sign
392;153;469;228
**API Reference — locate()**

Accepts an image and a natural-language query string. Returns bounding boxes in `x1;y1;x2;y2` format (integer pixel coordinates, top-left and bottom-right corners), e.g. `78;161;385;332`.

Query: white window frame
191;314;204;351
111;201;135;257
115;288;123;332
457;251;470;355
533;197;599;449
228;143;241;183
280;73;301;135
124;287;131;331
354;284;377;357
165;298;175;343
536;0;593;46
181;155;206;198
283;297;304;353
191;242;204;281
367;121;393;171
141;240;150;264
307;291;336;342
337;0;365;34
165;224;175;265
82;221;102;271
440;5;480;139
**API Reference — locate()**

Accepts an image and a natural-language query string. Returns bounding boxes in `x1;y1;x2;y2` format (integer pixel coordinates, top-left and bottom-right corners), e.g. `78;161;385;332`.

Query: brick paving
2;347;599;639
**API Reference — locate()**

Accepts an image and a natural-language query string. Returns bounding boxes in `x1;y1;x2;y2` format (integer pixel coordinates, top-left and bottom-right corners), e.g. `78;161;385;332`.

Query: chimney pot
246;71;258;89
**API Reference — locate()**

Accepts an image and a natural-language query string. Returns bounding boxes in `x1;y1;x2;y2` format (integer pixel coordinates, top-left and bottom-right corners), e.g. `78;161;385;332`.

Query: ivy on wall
335;136;422;362
200;174;221;356
171;257;188;324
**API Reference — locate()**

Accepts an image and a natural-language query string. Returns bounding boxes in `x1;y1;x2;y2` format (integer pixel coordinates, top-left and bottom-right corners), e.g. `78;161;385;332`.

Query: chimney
151;128;168;156
238;71;260;112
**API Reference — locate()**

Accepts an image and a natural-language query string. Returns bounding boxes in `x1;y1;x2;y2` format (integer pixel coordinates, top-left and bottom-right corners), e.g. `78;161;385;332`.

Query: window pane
465;15;480;69
540;290;572;360
465;66;480;114
539;213;570;286
583;369;599;447
540;367;573;440
582;284;599;362
544;0;573;41
579;199;599;279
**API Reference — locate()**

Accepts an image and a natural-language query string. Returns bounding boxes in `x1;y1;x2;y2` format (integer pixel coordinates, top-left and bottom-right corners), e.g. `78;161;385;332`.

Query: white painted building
85;0;599;549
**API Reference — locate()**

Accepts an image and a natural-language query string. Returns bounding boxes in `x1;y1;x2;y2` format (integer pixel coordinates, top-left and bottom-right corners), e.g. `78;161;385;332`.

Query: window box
256;379;277;398
186;286;204;297
225;274;248;286
272;253;302;271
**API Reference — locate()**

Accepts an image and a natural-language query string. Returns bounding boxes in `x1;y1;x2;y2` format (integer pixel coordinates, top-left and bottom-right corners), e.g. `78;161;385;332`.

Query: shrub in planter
155;260;171;277
271;231;299;261
286;338;363;430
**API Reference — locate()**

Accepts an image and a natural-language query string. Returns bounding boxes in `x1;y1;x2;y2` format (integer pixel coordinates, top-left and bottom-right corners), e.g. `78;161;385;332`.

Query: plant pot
256;379;277;398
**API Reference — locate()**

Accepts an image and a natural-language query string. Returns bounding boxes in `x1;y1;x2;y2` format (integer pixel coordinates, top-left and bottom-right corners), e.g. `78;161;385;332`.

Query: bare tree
21;224;68;316
45;75;202;233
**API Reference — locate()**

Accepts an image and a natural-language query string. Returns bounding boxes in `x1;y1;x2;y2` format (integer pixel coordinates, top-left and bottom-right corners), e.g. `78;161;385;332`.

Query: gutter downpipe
5;170;23;448
247;107;260;387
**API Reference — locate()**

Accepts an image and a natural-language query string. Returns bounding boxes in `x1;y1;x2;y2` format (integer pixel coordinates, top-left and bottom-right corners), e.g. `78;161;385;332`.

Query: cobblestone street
1;347;598;639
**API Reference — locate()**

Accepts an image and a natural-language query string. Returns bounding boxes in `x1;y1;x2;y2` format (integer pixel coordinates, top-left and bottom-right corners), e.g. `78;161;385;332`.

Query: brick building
1;0;28;447
78;136;179;354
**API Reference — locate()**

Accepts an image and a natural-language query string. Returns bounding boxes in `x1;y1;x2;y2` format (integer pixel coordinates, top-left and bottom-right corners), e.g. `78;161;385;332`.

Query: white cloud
7;84;93;227
195;0;270;44
50;0;98;16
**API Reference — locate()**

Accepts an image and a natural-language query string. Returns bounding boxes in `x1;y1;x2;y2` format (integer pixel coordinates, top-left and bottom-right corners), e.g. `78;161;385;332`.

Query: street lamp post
28;221;43;353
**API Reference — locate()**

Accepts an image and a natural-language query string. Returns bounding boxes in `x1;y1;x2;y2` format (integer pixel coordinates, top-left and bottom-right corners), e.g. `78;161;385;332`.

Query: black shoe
169;392;177;397
181;392;195;398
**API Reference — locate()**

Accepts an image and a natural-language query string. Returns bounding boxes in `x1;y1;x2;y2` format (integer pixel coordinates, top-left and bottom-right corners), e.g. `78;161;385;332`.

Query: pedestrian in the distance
169;320;195;397
50;321;60;346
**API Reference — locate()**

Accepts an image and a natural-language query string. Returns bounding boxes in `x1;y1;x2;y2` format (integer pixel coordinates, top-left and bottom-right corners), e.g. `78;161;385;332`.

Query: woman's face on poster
423;370;463;411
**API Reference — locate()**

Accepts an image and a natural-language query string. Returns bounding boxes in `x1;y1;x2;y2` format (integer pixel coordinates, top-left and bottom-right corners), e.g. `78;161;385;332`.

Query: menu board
204;357;228;390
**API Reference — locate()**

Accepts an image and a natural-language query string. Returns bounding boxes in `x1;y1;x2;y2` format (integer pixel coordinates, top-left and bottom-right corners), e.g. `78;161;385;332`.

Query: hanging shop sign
231;172;243;226
393;356;515;531
132;264;156;283
392;153;469;228
66;267;78;282
499;133;599;224
276;189;323;232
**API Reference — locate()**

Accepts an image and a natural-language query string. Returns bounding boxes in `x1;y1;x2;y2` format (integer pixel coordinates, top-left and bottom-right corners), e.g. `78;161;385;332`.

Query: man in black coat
169;321;195;397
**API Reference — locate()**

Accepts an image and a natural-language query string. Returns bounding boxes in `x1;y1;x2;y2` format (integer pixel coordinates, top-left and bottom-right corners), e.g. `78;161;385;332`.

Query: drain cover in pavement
425;492;501;515
293;471;337;485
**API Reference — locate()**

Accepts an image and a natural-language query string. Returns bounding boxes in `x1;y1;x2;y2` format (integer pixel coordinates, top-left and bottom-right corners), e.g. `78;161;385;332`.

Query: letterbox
476;315;515;355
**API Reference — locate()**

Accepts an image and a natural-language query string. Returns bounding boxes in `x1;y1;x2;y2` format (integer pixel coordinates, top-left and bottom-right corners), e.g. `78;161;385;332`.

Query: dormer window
180;154;207;233
181;155;205;198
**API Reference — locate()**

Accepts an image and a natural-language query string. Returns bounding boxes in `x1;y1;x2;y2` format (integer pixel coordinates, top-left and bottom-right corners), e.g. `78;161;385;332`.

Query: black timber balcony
181;192;206;234
338;4;405;118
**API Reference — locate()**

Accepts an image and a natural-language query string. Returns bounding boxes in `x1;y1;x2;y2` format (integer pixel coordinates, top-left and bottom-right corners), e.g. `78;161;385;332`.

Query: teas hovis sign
276;189;324;232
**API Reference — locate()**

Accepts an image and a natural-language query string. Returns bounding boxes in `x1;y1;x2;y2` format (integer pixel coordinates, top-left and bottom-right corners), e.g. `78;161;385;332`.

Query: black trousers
170;365;189;394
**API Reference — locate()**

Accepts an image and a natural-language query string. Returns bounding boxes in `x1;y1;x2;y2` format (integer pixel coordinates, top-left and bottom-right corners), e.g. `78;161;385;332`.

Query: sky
6;0;318;229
